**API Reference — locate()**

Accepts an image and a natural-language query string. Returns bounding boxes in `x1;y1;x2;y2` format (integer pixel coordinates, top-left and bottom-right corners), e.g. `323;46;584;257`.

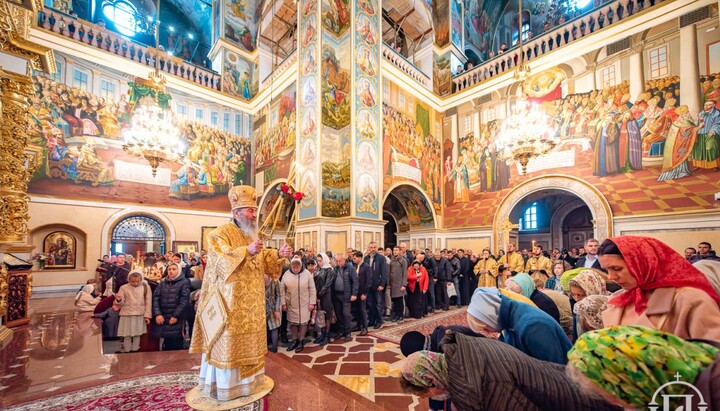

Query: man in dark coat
363;242;388;329
109;254;132;293
433;252;452;311
331;253;358;340
574;238;604;271
352;251;372;335
388;246;408;322
457;249;472;306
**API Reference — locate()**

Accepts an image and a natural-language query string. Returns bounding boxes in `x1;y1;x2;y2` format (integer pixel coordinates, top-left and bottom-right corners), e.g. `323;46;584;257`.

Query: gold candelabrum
257;163;306;249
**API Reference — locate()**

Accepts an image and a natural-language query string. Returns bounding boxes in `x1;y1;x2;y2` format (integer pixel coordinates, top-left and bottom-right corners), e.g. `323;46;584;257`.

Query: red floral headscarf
607;236;720;313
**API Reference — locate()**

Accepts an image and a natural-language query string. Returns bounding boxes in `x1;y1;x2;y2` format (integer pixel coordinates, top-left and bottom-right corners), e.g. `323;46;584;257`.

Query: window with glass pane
649;46;669;79
600;65;616;88
523;202;538;230
223;113;230;131
102;0;139;37
100;79;116;100
211;111;219;127
52;62;63;83
195;108;204;121
235;114;241;135
74;69;88;90
177;104;187;118
464;115;472;134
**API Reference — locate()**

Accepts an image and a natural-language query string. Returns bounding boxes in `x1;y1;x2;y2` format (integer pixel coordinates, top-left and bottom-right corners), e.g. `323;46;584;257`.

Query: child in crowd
115;270;151;353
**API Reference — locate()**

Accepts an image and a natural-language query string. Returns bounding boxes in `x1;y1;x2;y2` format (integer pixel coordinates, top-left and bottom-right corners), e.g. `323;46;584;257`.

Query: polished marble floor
0;294;428;410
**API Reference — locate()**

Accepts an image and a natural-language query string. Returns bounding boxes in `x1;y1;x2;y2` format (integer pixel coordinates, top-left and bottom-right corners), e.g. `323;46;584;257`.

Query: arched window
102;0;139;37
111;215;166;255
522;202;538;231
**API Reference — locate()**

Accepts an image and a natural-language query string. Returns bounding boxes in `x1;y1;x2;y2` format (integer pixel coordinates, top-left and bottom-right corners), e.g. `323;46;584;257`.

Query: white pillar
679;24;702;116
628;48;644;101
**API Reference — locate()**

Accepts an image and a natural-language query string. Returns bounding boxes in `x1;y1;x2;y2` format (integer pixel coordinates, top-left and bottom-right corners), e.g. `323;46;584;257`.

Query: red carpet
5;372;198;411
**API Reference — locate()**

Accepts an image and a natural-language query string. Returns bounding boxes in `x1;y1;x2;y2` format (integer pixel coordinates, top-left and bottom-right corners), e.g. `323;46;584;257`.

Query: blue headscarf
467;287;502;330
509;273;535;299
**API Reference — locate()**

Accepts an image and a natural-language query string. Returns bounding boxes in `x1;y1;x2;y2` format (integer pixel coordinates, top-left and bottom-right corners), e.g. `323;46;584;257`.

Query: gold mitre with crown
228;185;258;210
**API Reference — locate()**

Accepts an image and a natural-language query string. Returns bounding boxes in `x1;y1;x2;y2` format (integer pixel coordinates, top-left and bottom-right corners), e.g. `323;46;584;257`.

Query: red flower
293;192;304;202
281;184;290;193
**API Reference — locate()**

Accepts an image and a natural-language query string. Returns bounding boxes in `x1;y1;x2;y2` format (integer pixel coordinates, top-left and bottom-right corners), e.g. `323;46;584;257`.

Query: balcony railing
261;50;298;89
37;8;221;91
382;44;430;87
453;0;666;92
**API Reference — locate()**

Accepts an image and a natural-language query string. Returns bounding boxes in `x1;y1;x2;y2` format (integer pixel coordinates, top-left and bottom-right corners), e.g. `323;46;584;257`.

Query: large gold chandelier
494;98;557;174
122;89;180;177
121;0;180;177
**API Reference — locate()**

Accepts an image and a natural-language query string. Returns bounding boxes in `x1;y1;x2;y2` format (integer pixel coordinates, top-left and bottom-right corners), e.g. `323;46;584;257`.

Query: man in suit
574;238;603;270
352;251;371;335
108;253;132;293
363;242;388;329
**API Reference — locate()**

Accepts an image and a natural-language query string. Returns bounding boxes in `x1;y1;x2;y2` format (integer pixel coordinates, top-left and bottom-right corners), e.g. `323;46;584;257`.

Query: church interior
1;0;720;408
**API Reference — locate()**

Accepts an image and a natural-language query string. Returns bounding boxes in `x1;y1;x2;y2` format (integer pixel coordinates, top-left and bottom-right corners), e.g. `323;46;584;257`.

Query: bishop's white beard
236;218;258;239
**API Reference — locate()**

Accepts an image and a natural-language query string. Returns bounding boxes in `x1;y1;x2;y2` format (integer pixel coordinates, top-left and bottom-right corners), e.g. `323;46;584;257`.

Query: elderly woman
505;273;560;324
152;262;190;350
467;287;571;364
567;325;720;410
75;284;100;312
265;274;283;353
282;257;316;353
400;332;621;411
572;294;608;335
598;236;720;340
313;252;335;345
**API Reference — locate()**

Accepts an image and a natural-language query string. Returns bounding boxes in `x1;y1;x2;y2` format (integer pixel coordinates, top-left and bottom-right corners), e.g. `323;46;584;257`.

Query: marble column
628;45;644;101
679;23;701;116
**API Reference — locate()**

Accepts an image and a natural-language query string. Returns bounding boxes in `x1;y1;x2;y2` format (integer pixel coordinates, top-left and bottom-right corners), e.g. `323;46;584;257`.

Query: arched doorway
110;215;167;258
382;183;437;248
493;175;612;253
509;190;593;252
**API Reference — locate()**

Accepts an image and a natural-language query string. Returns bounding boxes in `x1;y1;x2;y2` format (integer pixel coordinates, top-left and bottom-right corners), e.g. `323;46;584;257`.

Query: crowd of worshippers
398;236;720;411
75;252;205;352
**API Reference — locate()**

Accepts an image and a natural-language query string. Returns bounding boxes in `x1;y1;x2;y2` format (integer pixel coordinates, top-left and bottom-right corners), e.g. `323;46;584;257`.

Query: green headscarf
560;267;586;292
568;325;719;408
508;273;535;299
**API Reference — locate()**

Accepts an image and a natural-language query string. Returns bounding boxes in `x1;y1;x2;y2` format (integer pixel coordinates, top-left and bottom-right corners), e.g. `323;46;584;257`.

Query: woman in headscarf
282;257;316;353
75;284;100;312
568;269;609;339
467;287;571;364
505;273;561;324
567;325;720;410
313;252;336;345
572;294;608;335
694;260;720;298
407;260;429;319
598;236;720;340
400;333;621;411
265;274;283;353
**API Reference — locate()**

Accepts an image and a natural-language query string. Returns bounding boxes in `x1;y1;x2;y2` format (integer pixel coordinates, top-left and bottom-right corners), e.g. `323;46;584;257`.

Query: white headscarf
317;252;330;269
694;260;720;299
76;284;94;301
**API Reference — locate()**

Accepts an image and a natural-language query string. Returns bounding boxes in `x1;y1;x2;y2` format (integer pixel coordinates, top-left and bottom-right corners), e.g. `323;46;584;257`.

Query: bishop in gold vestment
190;185;292;401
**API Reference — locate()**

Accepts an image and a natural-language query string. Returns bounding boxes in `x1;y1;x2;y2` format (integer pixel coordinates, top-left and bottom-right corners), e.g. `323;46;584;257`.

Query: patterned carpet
5;372;200;411
368;308;469;343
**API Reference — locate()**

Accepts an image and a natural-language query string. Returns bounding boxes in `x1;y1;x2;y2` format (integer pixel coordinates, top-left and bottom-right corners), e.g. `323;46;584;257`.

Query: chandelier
121;0;180;177
494;98;557;174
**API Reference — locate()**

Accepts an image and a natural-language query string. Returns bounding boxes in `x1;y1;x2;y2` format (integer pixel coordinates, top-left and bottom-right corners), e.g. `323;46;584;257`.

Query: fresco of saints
448;155;470;203
692;101;720;170
592;112;620;177
618;110;642;172
658;105;700;181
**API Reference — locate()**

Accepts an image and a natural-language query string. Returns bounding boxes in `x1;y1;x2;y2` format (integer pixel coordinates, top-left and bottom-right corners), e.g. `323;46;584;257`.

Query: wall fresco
321;0;351;37
353;0;382;219
222;51;258;100
27;76;251;211
223;0;265;52
253;82;296;186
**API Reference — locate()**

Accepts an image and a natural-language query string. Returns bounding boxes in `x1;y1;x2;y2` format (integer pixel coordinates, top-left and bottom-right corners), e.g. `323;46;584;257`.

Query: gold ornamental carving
0;0;55;73
0;265;8;317
0;69;36;244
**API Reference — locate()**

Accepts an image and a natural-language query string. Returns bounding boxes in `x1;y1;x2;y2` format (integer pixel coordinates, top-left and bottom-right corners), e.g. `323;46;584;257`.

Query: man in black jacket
331;253;358;340
109;254;132;293
574;238;604;271
363;242;388;329
352;251;372;335
418;253;436;313
457;249;472;306
433;251;452;310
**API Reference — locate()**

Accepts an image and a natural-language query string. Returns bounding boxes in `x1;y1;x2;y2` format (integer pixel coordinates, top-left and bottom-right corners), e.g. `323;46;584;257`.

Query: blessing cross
498;220;519;255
